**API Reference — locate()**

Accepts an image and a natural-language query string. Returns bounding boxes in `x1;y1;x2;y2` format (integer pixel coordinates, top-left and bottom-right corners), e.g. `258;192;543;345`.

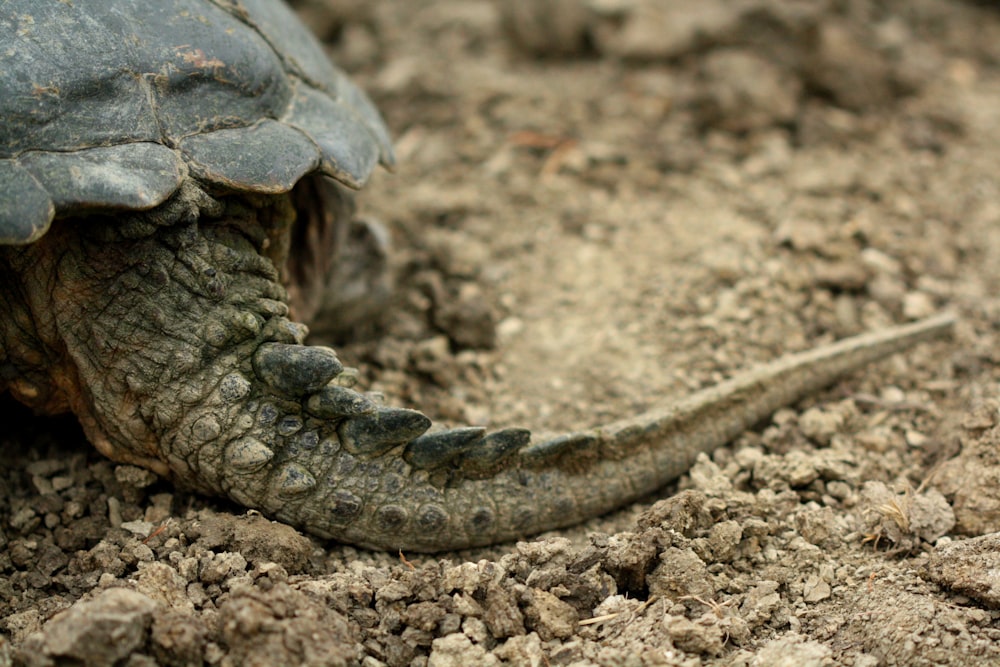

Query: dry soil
5;1;1000;665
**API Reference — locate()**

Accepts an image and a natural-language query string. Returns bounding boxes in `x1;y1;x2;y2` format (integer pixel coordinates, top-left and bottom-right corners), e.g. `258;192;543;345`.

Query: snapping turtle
0;0;953;551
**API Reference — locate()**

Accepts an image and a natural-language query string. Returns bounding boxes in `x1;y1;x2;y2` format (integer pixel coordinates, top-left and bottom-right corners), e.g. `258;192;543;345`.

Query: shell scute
179;120;320;194
0;0;394;243
283;86;382;190
19;143;185;213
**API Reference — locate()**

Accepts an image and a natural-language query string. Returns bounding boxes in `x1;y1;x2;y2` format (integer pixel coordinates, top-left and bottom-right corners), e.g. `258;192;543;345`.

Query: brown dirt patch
5;1;1000;665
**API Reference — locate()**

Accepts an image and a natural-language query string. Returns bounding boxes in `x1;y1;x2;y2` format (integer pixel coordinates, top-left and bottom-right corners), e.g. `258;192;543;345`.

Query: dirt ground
5;0;1000;664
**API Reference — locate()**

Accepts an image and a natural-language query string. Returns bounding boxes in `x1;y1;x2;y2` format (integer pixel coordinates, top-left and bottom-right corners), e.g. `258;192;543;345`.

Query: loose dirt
5;1;1000;665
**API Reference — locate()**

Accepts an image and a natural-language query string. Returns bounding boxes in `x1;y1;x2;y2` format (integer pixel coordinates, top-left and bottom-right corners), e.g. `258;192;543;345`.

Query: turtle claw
456;428;531;475
306;384;377;418
253;342;343;395
404;427;487;469
338;406;431;455
403;426;531;474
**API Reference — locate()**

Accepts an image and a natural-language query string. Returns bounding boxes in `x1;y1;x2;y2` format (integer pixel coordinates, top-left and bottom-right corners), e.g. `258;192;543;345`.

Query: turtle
0;0;954;552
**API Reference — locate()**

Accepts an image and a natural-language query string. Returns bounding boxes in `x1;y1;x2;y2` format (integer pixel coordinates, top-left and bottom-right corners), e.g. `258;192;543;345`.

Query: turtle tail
261;313;953;550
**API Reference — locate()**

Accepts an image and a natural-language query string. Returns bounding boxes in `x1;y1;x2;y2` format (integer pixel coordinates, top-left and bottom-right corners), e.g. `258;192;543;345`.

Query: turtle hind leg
0;185;301;475
0;183;533;548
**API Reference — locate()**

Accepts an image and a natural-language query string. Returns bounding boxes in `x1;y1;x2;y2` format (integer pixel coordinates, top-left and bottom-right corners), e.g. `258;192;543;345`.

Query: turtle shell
0;0;394;245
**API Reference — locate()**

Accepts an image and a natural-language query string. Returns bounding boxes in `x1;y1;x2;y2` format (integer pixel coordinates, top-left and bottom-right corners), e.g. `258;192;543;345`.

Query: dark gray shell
0;0;394;245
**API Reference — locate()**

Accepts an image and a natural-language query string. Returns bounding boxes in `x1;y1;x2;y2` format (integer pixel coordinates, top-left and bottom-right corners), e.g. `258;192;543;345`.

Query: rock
751;633;832;667
22;588;157;667
219;583;359;666
925;533;1000;608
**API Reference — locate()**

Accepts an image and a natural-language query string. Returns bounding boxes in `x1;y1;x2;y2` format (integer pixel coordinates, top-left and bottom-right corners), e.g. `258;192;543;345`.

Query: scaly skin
0;184;954;551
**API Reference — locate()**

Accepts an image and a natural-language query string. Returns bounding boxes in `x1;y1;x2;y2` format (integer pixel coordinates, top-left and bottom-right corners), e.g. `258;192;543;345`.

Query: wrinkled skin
0;181;525;550
0;182;535;550
1;183;321;469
